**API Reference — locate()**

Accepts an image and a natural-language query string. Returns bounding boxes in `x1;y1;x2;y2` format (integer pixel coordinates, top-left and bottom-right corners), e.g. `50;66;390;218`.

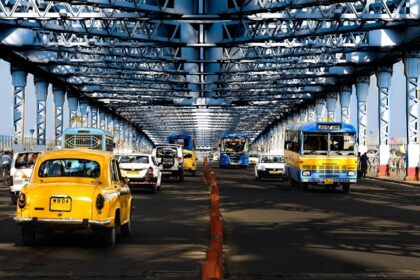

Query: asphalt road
0;174;209;280
1;166;420;280
215;165;420;279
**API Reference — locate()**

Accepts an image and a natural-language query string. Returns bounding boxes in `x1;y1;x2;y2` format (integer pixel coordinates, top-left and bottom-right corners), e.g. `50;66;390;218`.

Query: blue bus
166;134;195;151
219;134;250;168
62;127;114;152
284;122;358;193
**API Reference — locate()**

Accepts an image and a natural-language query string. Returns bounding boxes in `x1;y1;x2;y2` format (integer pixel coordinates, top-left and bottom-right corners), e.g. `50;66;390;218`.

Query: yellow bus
284;122;358;193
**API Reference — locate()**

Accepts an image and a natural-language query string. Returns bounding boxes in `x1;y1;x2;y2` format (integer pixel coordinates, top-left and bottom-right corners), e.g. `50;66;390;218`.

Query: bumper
300;178;357;184
128;177;157;185
258;170;287;177
14;217;111;227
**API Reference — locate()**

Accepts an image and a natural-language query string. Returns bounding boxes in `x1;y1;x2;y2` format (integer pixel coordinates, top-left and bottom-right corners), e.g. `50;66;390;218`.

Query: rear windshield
15;152;40;169
156;147;177;157
38;159;100;178
120;155;149;164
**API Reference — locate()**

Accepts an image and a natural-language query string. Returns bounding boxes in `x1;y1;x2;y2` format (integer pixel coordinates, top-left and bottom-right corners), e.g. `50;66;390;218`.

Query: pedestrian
1;151;12;180
357;152;362;179
360;152;370;179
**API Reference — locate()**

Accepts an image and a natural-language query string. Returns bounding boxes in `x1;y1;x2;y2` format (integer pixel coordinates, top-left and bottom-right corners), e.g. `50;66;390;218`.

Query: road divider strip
202;158;223;280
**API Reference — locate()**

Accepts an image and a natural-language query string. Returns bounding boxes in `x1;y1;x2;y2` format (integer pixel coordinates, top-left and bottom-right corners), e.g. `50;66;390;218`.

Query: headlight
347;171;356;176
96;194;105;210
302;170;311;176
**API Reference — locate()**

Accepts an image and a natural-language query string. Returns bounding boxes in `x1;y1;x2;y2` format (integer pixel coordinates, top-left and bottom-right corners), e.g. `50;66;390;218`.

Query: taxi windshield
120;155;149;164
38;159;100;178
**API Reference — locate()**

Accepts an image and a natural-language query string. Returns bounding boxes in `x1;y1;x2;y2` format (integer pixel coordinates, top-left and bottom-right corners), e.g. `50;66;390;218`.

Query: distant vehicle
219;134;250;168
208;152;219;163
9;151;41;204
14;149;132;246
183;149;197;176
62;127;114;152
255;155;287;181
119;153;162;193
152;144;184;182
284;122;357;193
249;154;260;165
167;134;197;176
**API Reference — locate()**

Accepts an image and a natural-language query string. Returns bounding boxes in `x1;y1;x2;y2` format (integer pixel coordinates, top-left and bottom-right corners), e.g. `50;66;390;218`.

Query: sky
0;59;408;143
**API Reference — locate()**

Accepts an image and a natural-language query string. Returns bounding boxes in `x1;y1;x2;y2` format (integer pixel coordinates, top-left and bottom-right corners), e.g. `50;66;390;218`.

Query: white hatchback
255;155;287;181
9;151;41;204
119;153;162;193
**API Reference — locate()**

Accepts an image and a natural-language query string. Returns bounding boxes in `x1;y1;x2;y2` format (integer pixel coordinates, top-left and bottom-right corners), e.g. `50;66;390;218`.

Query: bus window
330;133;356;155
303;133;328;155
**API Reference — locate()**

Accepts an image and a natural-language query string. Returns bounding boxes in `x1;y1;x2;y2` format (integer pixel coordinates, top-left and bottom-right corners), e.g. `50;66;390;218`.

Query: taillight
96;194;105;210
178;157;183;162
18;192;26;208
147;167;154;174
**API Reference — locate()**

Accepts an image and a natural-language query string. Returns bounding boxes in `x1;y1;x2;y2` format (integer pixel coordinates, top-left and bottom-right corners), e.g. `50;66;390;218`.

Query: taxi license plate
50;196;72;212
269;170;281;174
324;178;334;185
126;171;139;175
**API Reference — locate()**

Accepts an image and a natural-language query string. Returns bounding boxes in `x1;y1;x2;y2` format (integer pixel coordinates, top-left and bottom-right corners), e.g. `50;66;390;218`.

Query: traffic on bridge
0;0;420;279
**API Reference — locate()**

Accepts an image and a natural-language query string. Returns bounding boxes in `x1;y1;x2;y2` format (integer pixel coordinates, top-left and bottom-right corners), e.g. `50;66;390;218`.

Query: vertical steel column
34;77;48;146
299;109;307;124
339;86;352;124
79;99;89;128
99;111;106;131
326;93;337;121
52;86;65;145
90;105;98;128
356;77;370;154
376;66;393;176
307;105;316;123
67;94;78;128
124;123;129;149
404;52;420;181
315;99;325;122
11;66;27;144
106;114;113;134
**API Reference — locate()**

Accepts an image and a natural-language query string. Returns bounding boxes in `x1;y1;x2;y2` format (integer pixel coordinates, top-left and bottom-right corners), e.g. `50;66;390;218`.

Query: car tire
178;172;184;183
255;176;261;181
151;184;158;193
21;224;37;246
10;193;17;205
120;214;132;237
102;225;116;246
342;183;350;194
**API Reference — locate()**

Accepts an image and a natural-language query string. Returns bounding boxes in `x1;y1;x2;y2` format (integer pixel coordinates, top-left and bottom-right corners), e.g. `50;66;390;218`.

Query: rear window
120;155;149;164
156;147;177;157
38;159;100;178
15;152;40;169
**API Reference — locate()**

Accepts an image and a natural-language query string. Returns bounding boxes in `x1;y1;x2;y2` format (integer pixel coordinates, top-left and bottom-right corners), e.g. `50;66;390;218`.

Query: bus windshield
222;138;248;153
303;132;356;155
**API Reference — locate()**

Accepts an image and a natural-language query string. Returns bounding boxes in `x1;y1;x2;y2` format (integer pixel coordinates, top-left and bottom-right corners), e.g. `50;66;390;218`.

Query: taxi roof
38;149;114;160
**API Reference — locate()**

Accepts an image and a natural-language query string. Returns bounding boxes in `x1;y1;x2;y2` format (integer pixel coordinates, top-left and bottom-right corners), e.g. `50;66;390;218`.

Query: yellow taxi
183;149;197;176
14;149;132;246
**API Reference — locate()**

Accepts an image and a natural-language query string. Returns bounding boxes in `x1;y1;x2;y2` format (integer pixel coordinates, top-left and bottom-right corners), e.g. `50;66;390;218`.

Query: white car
9;151;41;204
249;154;260;165
119;153;162;193
152;144;184;182
255;155;287;181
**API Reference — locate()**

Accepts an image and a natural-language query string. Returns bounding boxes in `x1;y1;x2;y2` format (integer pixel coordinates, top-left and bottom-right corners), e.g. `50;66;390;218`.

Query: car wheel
342;183;350;194
178;173;184;183
10;193;17;205
151;184;158;193
21;224;37;246
120;213;132;237
102;225;116;246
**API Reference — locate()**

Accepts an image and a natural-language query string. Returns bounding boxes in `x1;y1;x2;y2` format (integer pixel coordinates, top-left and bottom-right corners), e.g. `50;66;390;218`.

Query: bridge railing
0;135;58;152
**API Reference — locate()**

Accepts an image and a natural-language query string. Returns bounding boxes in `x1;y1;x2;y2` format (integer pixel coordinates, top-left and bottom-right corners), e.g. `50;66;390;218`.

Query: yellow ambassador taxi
14;149;132;246
183;149;197;176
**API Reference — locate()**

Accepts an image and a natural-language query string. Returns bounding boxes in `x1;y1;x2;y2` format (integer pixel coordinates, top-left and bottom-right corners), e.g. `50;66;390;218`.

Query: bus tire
300;182;309;191
342;183;350;194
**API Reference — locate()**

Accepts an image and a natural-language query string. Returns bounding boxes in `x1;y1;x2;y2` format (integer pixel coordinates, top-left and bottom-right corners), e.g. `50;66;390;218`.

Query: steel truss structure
1;0;420;148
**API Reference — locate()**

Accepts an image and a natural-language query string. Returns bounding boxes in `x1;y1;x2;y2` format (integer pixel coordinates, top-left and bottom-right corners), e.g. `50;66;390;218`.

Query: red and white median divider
202;157;223;280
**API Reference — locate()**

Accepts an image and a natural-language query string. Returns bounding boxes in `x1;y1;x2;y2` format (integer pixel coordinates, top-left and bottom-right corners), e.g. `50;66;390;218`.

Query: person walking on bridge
1;151;12;181
360;152;370;179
